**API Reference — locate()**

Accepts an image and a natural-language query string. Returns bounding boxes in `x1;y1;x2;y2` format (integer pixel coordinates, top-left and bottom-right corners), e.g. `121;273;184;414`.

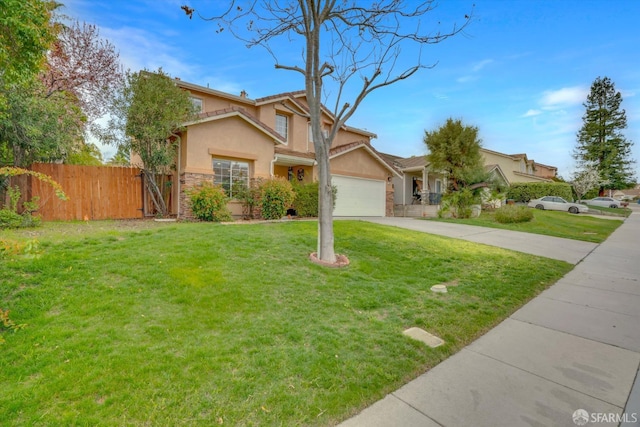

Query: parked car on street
527;196;588;214
580;197;625;208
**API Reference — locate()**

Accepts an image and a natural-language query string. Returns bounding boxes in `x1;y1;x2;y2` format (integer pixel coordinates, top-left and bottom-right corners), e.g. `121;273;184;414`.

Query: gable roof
176;78;376;139
533;162;557;171
174;78;254;106
184;106;287;144
485;164;509;185
330;141;401;177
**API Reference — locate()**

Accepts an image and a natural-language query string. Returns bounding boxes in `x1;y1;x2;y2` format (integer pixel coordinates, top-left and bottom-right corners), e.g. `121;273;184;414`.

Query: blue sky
62;0;640;180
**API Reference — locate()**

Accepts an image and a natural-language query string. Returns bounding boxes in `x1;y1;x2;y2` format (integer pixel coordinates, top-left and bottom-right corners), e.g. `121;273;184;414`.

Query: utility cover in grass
403;327;444;348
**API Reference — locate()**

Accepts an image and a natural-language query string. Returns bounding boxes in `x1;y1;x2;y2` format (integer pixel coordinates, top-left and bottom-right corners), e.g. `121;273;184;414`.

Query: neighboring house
382;147;555;217
611;186;640;200
480;149;555;184
533;162;558;179
167;79;399;219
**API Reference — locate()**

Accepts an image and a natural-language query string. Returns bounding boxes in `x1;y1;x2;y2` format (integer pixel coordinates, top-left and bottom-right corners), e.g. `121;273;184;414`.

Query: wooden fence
10;163;144;221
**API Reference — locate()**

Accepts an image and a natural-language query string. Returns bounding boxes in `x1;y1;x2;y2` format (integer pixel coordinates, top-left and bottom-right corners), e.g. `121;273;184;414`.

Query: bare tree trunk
143;170;168;216
315;143;336;263
12;145;25;167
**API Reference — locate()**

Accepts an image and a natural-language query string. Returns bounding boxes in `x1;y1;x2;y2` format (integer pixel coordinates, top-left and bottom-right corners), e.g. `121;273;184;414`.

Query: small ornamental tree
424;118;485;192
42;20;124;125
98;69;198;216
425;118;488;218
571;163;607;201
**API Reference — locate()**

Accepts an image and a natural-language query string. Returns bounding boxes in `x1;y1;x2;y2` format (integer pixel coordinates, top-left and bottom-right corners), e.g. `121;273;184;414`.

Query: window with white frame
275;113;288;142
308;123;328;143
212;158;249;198
190;96;203;112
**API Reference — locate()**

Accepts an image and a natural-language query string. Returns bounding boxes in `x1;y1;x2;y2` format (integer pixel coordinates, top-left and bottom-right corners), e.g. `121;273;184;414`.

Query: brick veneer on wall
386;189;394;217
179;172;214;220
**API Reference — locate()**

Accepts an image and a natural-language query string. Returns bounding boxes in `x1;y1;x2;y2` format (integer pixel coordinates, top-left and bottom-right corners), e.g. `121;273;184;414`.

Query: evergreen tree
574;76;635;194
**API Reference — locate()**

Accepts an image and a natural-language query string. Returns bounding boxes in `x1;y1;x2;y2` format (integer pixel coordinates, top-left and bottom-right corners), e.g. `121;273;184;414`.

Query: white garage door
332;175;386;217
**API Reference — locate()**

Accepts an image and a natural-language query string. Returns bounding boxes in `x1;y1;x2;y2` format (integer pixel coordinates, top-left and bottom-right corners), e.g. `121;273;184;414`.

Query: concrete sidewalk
339;213;640;427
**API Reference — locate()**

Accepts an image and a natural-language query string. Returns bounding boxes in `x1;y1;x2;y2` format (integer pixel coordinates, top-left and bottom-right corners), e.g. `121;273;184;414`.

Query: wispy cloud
456;75;477;84
456;59;494;84
540;86;588;110
100;26;194;77
472;59;494;72
522;109;542;118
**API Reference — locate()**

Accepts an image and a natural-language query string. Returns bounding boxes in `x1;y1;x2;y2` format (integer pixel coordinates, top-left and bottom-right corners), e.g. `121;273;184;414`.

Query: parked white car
527;196;589;214
581;197;624;208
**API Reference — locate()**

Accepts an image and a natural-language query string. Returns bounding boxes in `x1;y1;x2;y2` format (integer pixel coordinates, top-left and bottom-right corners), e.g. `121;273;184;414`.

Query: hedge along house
384;148;555;217
169;78;400;219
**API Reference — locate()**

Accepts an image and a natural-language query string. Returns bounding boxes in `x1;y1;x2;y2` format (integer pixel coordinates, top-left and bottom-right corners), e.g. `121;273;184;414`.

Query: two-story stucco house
167;79;399;219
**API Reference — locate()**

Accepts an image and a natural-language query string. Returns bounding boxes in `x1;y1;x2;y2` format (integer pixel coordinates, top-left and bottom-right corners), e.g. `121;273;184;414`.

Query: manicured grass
429;208;623;243
584;204;632;217
1;220;571;426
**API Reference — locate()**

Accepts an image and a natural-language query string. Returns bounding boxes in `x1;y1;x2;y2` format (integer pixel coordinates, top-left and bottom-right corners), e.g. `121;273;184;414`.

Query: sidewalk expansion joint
463;348;625;409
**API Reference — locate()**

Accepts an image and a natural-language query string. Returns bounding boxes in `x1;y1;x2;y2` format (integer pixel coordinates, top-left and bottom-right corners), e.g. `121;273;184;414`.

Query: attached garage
332;175;386;216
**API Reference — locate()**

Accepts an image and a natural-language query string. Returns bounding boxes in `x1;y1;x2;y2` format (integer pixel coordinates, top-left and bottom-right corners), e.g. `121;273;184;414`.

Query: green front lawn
1;220;571;426
584;204;633;217
429;208;624;243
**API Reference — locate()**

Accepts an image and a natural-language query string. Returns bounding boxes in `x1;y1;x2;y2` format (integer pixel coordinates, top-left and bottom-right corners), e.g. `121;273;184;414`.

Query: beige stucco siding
273;165;314;183
481;151;518;183
260;103;311;154
481;150;549;184
188;89;257;116
332;129;371;147
185;116;276;178
331;148;389;181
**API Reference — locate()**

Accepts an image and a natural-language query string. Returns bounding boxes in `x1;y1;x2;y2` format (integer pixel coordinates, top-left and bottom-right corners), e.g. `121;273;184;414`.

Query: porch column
421;166;428;205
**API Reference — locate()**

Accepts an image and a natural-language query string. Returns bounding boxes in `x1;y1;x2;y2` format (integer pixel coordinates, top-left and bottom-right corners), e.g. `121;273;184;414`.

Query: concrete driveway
345;216;599;264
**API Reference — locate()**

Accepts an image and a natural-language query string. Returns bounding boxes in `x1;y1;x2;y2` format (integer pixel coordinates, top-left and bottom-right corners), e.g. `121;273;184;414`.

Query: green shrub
233;179;263;219
506;182;573;203
0;186;42;229
494;204;534;223
0;210;40;229
0;209;24;229
186;182;233;222
439;188;478;219
292;181;319;217
0;238;41;259
291;181;338;218
260;178;295;220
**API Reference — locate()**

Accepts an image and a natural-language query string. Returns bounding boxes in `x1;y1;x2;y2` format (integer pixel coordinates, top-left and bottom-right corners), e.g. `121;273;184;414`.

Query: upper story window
308;123;328;143
190;96;203;113
275;113;288;142
213;158;249;198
